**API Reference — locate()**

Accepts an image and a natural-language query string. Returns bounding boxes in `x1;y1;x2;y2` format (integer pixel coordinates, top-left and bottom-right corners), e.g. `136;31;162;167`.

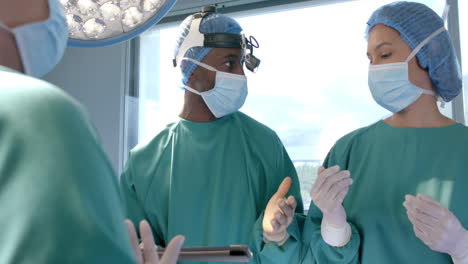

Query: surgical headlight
173;6;261;73
61;0;177;47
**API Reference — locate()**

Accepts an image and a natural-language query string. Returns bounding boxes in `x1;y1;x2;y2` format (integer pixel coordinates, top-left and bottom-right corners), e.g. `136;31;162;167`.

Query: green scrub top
307;119;468;263
0;66;135;263
120;111;360;264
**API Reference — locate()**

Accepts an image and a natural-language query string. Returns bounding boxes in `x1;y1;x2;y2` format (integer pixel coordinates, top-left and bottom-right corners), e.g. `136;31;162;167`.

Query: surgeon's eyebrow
375;42;392;50
223;54;240;60
367;42;392;57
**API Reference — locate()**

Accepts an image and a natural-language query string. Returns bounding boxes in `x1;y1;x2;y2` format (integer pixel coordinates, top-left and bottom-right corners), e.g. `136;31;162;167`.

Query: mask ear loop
403;3;449;108
436;3;451;108
0;22;10;31
403;27;446;107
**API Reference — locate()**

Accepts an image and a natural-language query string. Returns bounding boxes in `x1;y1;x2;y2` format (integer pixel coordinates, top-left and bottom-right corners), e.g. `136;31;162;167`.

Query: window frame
122;0;467;196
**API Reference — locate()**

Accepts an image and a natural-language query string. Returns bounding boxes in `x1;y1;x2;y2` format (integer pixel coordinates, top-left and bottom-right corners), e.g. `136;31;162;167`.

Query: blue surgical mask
368;27;445;113
0;0;68;77
182;57;248;118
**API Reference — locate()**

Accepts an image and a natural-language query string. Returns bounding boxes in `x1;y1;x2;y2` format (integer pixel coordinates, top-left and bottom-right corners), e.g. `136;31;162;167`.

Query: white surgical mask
0;0;68;77
182;57;248;118
368;27;445;113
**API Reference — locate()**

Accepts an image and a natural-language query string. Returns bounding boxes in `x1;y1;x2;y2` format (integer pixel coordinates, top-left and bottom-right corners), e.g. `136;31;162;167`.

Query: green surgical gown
0;66;135;263
120;111;359;264
307;119;468;263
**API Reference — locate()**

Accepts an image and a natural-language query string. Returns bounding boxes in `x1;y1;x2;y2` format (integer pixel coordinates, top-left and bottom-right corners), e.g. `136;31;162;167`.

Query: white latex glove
125;219;185;264
310;165;353;247
403;194;468;263
262;177;297;246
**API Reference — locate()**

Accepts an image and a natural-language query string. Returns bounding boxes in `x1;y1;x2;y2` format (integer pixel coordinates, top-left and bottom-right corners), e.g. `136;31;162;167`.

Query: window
460;1;468;123
135;0;453;210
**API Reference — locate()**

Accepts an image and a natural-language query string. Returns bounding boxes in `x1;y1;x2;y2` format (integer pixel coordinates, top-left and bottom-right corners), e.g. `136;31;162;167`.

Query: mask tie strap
182;57;218;72
405;27;446;63
181;57;219;95
441;4;450;22
436;3;450;109
421;89;436;96
183;85;202;95
438;96;446;108
420;89;445;108
405;3;449;63
0;22;12;33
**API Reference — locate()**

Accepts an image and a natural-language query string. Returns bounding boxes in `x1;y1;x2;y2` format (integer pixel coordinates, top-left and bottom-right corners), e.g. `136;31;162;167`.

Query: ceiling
160;0;321;22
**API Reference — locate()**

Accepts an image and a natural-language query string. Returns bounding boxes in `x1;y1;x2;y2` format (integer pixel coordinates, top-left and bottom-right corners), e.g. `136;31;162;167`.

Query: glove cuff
452;253;468;264
263;231;290;246
452;230;468;263
321;221;352;247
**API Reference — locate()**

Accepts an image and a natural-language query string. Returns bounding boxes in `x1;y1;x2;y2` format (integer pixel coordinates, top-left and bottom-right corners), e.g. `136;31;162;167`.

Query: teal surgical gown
120;111;360;264
0;66;135;263
307;119;468;263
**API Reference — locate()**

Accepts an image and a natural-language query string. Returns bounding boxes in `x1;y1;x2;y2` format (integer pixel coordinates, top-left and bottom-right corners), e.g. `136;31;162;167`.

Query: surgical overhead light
61;0;177;47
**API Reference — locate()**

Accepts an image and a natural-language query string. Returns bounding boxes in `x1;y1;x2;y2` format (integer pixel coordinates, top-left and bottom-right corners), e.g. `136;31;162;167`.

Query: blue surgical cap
174;13;243;85
366;1;462;102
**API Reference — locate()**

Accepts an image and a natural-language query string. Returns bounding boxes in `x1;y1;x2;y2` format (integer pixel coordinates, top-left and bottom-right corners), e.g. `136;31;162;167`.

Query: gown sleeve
120;157;165;246
0;86;136;263
249;135;306;263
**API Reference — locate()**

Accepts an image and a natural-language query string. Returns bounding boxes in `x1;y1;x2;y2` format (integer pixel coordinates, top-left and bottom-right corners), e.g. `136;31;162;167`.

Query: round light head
63;0;177;48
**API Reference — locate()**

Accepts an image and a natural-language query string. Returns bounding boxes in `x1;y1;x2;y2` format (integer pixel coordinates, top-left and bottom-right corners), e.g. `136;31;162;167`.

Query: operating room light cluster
61;0;167;41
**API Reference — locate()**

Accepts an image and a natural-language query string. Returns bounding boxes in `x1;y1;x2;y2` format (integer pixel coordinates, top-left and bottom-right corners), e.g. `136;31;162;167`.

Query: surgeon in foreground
120;7;360;264
307;1;468;263
0;0;183;262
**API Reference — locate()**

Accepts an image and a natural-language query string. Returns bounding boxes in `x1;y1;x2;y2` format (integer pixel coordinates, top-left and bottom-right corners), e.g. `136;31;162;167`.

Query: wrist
321;221;352;247
452;230;468;261
263;231;290;246
322;211;347;229
452;253;468;264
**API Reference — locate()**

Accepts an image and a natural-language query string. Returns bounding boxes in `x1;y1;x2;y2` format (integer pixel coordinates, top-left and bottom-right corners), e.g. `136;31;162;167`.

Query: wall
44;42;130;175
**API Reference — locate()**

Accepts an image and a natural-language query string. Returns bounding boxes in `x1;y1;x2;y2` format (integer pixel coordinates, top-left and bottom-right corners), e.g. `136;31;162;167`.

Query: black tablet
153;245;253;262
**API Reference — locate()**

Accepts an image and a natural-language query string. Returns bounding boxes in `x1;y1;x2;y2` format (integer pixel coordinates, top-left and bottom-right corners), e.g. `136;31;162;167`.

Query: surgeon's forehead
367;25;402;48
209;48;242;59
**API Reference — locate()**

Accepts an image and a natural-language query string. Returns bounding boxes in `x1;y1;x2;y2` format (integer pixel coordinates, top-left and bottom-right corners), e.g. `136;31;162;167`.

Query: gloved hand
403;194;468;263
262;177;297;246
310;165;353;247
125;219;185;264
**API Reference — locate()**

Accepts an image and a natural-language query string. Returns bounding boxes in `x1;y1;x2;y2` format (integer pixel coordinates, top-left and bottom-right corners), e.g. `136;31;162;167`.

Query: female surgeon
307;1;468;263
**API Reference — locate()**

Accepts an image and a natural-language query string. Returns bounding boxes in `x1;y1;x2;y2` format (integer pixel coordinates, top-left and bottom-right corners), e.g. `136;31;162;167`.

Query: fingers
413;224;431;244
317;166;325;175
320;165;341;178
270;218;280;231
311;165;340;195
268;196;297;233
140;220;158;263
407;205;441;228
125;220;143;264
405;195;445;220
334;185;350;204
405;208;437;249
161;235;185;264
280;196;296;219
407;209;437;231
275;177;292;199
275;211;287;226
264;178;295;235
328;177;353;200
404;195;448;247
287;196;297;213
412;222;439;251
417;193;441;207
313;170;351;202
